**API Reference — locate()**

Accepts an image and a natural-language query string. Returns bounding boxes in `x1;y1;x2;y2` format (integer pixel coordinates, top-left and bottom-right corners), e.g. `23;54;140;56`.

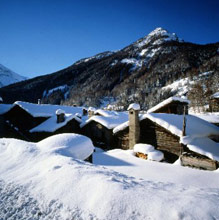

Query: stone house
113;104;219;170
80;109;128;149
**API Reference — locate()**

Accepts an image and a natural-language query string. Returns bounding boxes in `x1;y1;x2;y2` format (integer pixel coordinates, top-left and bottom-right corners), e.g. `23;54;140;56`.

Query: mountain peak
136;27;183;47
0;64;27;88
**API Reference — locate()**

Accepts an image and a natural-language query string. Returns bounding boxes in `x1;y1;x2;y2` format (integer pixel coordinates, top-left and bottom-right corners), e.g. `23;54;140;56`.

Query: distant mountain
0;64;26;87
0;27;218;110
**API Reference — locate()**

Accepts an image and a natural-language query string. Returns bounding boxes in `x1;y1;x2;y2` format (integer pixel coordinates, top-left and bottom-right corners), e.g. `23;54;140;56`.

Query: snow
181;137;219;161
121;58;142;70
14;101;85;117
37;133;94;160
0;96;2;102
55;109;65;115
134;143;154;154
80;111;128;129
212;91;219;99
88;106;96;112
147;96;190;113
43;85;68;98
190;112;219;124
0;64;26;87
0;138;219;219
127;103;140;111
147;150;164;161
30;114;81;133
136;27;182;48
0;104;13;115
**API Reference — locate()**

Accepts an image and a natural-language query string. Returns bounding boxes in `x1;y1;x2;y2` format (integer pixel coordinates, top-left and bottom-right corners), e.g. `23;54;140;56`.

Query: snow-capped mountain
0;64;26;87
0;27;218;108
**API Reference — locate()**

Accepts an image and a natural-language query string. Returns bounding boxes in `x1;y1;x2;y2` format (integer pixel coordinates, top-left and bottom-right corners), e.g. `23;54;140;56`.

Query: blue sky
0;0;218;78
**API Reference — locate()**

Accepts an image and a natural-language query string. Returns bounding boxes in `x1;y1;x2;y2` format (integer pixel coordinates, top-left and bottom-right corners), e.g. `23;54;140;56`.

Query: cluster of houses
0;97;219;170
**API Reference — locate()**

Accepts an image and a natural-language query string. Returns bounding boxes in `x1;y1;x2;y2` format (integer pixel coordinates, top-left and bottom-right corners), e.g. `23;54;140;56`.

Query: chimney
88;107;96;118
56;109;65;123
38;99;41;104
128;103;140;149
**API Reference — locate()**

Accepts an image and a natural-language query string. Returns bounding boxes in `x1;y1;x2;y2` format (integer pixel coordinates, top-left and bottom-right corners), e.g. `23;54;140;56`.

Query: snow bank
190;112;219;124
0;139;219;220
127;103;140;111
0;138;219;219
37;133;94;160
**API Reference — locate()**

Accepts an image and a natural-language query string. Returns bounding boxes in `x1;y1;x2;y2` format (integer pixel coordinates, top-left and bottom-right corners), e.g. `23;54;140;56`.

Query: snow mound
147;150;164;162
134;143;154;154
38;133;94;160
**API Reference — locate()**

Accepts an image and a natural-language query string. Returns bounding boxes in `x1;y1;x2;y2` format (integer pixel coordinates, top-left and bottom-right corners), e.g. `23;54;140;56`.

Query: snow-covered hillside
0;64;26;87
0;136;218;219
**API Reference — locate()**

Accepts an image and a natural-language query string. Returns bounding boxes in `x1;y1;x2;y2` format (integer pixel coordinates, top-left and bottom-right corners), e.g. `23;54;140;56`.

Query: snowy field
0;135;219;220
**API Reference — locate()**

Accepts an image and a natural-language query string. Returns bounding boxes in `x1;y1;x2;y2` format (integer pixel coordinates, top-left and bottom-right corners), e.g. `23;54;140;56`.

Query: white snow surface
43;85;68;98
127;103;140;111
30;114;81;133
55;109;65;115
147;96;190;113
0;138;219;220
0;64;26;87
212;91;219;99
14;101;85;117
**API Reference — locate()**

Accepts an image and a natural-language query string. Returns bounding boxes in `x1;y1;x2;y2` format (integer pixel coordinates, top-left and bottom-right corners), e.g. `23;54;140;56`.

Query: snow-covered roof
0;104;13;115
94;109;119;117
80;112;128;129
127;103;140;111
190;113;219;124
181;137;219;161
14;101;85;117
30;114;81;133
147;97;190;113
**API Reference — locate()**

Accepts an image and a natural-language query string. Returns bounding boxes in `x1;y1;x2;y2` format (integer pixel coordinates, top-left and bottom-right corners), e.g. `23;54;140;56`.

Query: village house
113;103;219;170
80;108;128;149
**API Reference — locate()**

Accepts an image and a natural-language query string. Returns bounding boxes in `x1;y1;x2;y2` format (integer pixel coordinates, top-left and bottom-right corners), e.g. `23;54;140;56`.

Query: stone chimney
88;107;96;118
56;109;65;123
128;103;140;149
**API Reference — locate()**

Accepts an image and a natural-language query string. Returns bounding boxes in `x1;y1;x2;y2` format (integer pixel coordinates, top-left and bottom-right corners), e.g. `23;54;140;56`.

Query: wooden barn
30;111;82;142
113;104;219;170
147;96;190;114
80;110;128;150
